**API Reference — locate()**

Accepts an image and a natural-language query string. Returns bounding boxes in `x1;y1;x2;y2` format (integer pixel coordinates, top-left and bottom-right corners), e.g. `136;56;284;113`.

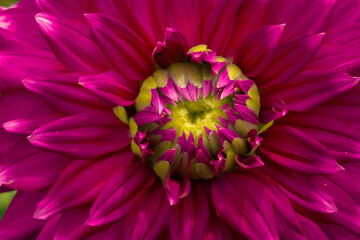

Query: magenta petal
262;70;359;111
0;139;71;191
0;129;22;159
0;7;49;51
280;1;334;41
37;207;91;240
36;12;111;74
279;112;360;164
257;33;324;88
260;161;337;214
23;74;110;114
36;0;95;20
165;171;191;205
0;90;44;125
225;0;280;56
0;40;65;89
320;224;360;240
86;162;155;226
85;13;153;81
260;98;287;123
296;214;328;240
203;0;243;53
169;183;210;239
0;191;46;239
260;125;343;174
153;28;188;68
212;172;279;239
236;24;285;77
34;147;134;220
28;111;131;158
316;172;360;232
3;103;64;135
119;182;169;240
79;70;140;106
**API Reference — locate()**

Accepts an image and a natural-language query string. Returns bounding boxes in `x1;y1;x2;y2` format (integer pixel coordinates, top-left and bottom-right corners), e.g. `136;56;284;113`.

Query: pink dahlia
1;0;360;239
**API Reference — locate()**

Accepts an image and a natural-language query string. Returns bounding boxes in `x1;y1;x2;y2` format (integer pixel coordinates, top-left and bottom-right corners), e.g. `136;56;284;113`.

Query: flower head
0;0;360;239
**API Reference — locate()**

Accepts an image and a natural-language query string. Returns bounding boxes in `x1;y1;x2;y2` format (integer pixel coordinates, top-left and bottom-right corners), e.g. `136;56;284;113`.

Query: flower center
114;45;269;185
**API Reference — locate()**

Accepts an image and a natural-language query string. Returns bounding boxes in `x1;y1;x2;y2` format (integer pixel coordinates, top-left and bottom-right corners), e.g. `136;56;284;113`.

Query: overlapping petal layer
0;0;359;239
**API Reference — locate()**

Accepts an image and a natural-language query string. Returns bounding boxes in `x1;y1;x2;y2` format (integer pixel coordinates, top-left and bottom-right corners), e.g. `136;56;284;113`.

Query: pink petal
86;162;155;226
236;24;285;77
279;112;360;164
260;125;343;174
0;7;49;50
279;1;335;41
0;89;44;125
225;0;281;56
36;0;96;20
212;172;279;239
85;13;153;81
257;33;324;88
165;171;191;205
79;70;140;106
169;183;210;240
37;207;93;240
0;129;22;159
0;139;71;191
203;0;243;54
260;161;337;214
23;74;110;115
296;214;328;240
119;182;169;240
36;12;111;74
28;111;131;158
261;70;359;111
34;147;134;220
0;40;65;89
0;191;46;239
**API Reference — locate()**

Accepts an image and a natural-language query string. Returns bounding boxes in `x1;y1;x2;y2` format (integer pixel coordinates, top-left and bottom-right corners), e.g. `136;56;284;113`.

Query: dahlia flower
0;0;360;239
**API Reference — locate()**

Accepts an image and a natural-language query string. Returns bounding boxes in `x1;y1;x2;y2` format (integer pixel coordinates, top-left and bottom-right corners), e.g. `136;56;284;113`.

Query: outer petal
118;182;169;240
23;73;110;115
0;89;44;125
256;33;323;88
85;13;154;81
279;112;360;163
36;12;111;74
259;161;337;214
0;191;46;239
0;40;65;89
296;214;328;240
86;162;155;226
212;172;279;239
279;0;336;41
261;70;359;111
225;0;280;56
260;125;343;174
169;183;210;240
28;111;131;159
236;24;285;77
203;0;243;54
79;70;140;106
37;207;93;240
320;224;360;240
0;139;71;191
312;85;360;132
0;7;49;50
169;182;233;240
34;147;134;220
36;0;96;20
0;129;22;159
305;23;360;76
